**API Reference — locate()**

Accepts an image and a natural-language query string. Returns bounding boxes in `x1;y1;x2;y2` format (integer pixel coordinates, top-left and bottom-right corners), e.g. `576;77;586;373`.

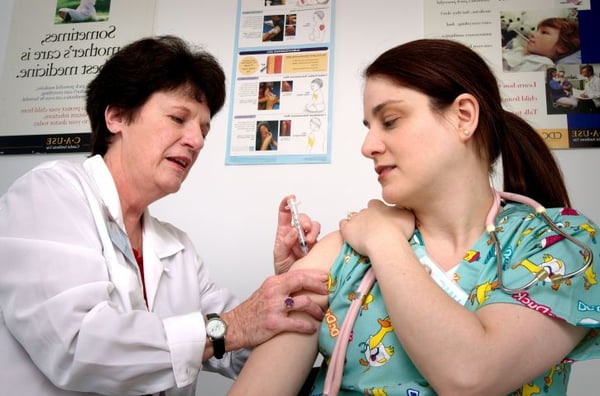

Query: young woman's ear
454;93;479;140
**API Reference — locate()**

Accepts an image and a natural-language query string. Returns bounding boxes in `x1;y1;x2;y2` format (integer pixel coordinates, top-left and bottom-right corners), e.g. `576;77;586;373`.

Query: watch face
207;319;226;338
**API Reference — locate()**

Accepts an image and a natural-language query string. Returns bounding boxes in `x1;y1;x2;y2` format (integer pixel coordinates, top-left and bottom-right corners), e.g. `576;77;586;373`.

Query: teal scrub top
310;203;600;395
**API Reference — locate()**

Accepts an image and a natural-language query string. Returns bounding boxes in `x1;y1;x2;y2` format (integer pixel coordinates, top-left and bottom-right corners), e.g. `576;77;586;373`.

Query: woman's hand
260;131;276;150
223;268;328;349
265;93;279;109
264;132;273;145
339;199;415;257
273;194;321;274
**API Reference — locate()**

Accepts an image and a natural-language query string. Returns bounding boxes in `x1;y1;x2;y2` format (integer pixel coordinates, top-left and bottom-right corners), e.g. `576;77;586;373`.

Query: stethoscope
487;190;594;294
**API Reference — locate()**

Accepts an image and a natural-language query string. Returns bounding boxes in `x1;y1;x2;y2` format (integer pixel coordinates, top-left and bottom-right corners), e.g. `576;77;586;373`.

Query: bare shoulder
291;231;344;273
289;231;343;309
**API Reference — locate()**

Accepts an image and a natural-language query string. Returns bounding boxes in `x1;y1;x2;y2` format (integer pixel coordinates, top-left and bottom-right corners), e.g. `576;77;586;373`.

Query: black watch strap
206;313;226;359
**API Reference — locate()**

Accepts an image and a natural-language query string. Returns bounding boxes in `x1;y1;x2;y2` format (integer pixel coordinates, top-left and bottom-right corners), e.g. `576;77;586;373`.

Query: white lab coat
0;155;248;395
584;74;600;107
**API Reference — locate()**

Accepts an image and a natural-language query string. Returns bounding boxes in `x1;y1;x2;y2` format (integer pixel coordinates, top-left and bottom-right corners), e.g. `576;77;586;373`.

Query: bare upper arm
228;232;345;396
288;231;344;309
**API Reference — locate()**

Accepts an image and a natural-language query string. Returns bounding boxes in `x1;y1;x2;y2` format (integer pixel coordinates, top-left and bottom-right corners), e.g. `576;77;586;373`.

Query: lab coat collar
143;215;185;258
83;155;126;229
83;155;185;256
83;155;185;310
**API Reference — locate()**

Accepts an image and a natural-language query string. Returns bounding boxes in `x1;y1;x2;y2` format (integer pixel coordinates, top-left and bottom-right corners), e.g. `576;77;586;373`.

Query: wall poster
226;0;335;165
425;0;600;149
0;0;156;155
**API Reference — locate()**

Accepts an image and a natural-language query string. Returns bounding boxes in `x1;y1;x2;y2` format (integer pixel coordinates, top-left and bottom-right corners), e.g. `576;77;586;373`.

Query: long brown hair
364;38;571;207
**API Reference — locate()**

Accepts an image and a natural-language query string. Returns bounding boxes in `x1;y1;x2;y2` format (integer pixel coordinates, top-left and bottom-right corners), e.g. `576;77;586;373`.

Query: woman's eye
170;115;184;124
382;117;398;129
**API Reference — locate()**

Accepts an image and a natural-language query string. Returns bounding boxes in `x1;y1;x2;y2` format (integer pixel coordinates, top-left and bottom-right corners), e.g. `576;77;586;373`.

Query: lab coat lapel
82;156;147;311
142;214;185;311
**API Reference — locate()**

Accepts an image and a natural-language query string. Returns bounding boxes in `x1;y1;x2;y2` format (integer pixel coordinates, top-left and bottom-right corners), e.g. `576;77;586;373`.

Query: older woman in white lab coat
0;35;327;396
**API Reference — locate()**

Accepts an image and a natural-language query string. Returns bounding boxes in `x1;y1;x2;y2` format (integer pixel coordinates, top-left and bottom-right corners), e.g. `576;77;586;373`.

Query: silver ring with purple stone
284;296;295;309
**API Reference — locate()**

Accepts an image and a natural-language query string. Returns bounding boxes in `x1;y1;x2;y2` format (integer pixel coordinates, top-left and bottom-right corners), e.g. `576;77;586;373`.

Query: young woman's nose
361;129;384;159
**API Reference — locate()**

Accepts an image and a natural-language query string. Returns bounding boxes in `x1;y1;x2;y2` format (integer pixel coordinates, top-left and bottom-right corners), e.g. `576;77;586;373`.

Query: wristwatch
206;313;227;359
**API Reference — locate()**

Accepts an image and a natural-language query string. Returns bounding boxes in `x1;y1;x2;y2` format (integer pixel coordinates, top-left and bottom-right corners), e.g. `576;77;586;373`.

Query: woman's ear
104;105;124;134
454;93;479;140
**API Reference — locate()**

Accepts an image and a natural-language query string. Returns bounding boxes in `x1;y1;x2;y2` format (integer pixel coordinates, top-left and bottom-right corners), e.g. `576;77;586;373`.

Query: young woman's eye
382;117;398;129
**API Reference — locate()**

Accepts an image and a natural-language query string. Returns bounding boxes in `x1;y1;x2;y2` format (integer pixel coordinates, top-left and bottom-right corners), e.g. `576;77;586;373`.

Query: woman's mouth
167;156;191;171
375;165;395;181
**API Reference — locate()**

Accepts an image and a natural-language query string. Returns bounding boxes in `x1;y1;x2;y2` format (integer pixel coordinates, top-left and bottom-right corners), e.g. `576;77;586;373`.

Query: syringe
286;197;309;255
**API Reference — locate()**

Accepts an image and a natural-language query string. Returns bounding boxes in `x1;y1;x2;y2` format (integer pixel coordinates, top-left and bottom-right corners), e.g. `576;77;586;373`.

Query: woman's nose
361;129;384;158
183;125;205;151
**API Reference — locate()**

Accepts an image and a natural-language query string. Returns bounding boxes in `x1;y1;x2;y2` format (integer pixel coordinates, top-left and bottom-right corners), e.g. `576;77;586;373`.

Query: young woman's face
361;77;466;206
527;25;563;59
107;88;210;200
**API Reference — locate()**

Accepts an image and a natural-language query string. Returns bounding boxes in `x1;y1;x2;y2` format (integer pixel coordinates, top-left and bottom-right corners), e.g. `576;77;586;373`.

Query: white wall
1;1;598;394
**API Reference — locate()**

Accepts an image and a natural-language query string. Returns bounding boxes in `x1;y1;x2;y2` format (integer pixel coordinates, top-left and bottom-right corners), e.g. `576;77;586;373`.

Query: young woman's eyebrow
363;99;406;127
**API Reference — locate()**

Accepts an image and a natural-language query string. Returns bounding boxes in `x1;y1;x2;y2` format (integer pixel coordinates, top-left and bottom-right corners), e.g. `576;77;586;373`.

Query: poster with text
226;0;335;165
0;0;156;154
425;0;600;149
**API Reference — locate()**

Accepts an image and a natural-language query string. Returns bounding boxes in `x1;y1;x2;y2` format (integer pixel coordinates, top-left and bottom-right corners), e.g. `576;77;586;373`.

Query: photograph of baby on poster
56;0;111;24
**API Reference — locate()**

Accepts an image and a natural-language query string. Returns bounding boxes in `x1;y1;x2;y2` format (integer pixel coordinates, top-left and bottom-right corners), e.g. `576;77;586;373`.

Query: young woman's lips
375;165;395;182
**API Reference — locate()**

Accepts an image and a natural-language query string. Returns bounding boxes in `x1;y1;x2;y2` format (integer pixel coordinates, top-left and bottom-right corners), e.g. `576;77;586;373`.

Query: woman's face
527;25;562;59
106;88;210;201
361;76;463;206
260;124;270;138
